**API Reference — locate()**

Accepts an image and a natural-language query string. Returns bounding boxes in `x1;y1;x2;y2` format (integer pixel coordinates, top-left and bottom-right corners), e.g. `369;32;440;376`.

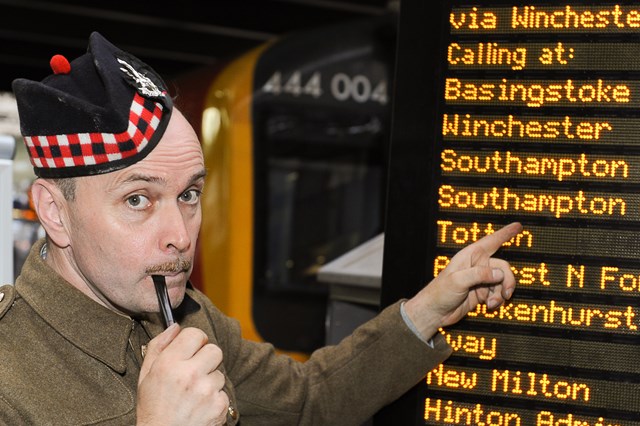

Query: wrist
402;298;442;340
401;300;440;346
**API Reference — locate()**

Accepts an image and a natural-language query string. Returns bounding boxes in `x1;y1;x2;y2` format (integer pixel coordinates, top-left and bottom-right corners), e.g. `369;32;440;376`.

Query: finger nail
505;288;513;299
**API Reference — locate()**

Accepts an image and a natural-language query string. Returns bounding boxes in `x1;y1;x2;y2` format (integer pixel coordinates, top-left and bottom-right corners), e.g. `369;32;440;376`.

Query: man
1;32;521;425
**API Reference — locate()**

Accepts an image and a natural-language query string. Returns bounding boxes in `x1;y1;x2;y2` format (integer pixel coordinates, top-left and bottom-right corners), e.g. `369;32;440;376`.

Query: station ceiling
0;0;394;92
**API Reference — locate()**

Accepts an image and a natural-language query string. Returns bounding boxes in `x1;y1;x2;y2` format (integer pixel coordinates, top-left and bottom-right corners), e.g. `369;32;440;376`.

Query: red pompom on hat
50;54;71;75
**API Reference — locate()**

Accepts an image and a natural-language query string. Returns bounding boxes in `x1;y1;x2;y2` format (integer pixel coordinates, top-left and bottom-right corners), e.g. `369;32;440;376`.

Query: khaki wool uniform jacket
0;240;451;425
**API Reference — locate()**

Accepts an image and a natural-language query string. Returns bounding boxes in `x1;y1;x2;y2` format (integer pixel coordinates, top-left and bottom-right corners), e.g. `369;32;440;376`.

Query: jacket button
228;405;238;420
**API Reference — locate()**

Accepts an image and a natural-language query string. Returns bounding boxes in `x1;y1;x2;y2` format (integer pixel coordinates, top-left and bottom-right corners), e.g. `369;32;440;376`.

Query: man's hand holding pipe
137;324;229;426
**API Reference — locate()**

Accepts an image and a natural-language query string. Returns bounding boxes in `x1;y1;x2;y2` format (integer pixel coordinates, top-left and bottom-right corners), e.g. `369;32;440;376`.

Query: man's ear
31;180;71;248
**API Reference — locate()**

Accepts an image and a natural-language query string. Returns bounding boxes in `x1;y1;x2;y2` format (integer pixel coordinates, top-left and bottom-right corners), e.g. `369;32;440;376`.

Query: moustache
145;258;192;275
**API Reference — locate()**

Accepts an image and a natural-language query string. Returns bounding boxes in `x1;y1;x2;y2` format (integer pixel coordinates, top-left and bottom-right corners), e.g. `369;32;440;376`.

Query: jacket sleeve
200;295;452;426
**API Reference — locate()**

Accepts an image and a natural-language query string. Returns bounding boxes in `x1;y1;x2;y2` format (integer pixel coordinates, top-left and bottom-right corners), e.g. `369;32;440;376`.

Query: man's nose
158;203;192;253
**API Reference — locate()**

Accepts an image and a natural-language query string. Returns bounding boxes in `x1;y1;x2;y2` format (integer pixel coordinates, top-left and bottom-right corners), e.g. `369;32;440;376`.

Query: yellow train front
174;15;396;356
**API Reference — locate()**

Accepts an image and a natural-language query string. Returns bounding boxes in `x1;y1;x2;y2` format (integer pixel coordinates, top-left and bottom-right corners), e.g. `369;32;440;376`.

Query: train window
262;111;383;293
251;17;395;352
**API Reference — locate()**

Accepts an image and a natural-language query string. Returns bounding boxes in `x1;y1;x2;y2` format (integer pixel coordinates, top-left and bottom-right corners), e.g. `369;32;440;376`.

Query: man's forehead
110;166;200;183
74;109;205;191
118;172;167;185
110;166;206;187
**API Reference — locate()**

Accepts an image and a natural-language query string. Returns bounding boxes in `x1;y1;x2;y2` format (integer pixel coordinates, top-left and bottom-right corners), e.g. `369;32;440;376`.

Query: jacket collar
16;239;135;374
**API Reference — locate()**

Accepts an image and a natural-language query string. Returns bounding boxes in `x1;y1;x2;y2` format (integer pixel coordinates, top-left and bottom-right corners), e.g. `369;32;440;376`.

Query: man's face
61;109;205;315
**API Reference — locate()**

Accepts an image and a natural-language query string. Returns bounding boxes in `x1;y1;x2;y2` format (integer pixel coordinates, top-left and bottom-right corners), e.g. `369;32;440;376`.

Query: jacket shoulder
0;285;16;319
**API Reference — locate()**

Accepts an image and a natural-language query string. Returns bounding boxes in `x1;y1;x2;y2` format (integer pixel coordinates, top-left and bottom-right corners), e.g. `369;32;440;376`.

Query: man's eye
126;194;151;210
180;189;201;205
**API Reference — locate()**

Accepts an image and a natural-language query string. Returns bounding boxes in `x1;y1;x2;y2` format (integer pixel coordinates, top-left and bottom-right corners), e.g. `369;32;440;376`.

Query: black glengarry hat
12;32;173;178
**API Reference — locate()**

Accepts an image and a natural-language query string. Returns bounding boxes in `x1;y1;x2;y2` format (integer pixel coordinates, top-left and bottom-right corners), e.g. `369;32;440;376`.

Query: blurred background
3;0;399;357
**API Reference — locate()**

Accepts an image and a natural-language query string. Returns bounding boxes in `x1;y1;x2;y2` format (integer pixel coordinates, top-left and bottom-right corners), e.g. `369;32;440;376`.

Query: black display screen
380;1;640;424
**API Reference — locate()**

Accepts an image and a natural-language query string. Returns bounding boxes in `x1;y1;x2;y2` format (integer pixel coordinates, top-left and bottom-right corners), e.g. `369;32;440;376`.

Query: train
173;14;397;357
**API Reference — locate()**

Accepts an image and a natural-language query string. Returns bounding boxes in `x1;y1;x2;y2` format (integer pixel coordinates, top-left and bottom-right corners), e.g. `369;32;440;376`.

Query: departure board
379;1;640;425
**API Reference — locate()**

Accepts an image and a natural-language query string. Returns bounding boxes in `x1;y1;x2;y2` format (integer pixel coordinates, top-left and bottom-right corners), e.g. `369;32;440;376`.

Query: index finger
161;327;210;361
472;222;522;256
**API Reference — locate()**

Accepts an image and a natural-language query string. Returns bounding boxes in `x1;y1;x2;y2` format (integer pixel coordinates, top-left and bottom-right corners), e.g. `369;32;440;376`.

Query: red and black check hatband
24;93;164;172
